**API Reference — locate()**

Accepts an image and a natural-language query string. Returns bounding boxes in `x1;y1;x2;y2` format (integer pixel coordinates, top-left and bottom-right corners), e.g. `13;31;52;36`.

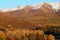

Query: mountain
0;2;60;26
0;12;35;29
48;2;60;15
4;3;55;17
4;6;33;18
48;2;60;10
30;3;55;17
1;2;60;12
55;9;60;15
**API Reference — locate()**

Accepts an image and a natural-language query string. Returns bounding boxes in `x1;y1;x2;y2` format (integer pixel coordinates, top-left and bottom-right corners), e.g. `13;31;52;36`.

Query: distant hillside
0;12;35;29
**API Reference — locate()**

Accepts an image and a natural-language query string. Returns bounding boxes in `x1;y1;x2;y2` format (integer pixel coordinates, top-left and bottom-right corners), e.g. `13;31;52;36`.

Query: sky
0;0;60;9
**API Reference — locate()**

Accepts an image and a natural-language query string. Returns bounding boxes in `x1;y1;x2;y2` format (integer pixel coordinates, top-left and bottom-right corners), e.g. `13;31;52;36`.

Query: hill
0;12;35;29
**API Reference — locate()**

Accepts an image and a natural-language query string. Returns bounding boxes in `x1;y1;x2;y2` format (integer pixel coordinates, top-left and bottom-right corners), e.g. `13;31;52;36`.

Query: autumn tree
48;34;55;40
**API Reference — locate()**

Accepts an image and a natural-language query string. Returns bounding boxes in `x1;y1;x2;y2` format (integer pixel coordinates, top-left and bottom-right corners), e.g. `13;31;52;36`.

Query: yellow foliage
48;34;55;40
0;31;6;40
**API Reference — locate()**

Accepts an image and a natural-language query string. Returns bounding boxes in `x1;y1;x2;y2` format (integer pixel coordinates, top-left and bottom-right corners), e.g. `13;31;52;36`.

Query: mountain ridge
0;2;60;12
